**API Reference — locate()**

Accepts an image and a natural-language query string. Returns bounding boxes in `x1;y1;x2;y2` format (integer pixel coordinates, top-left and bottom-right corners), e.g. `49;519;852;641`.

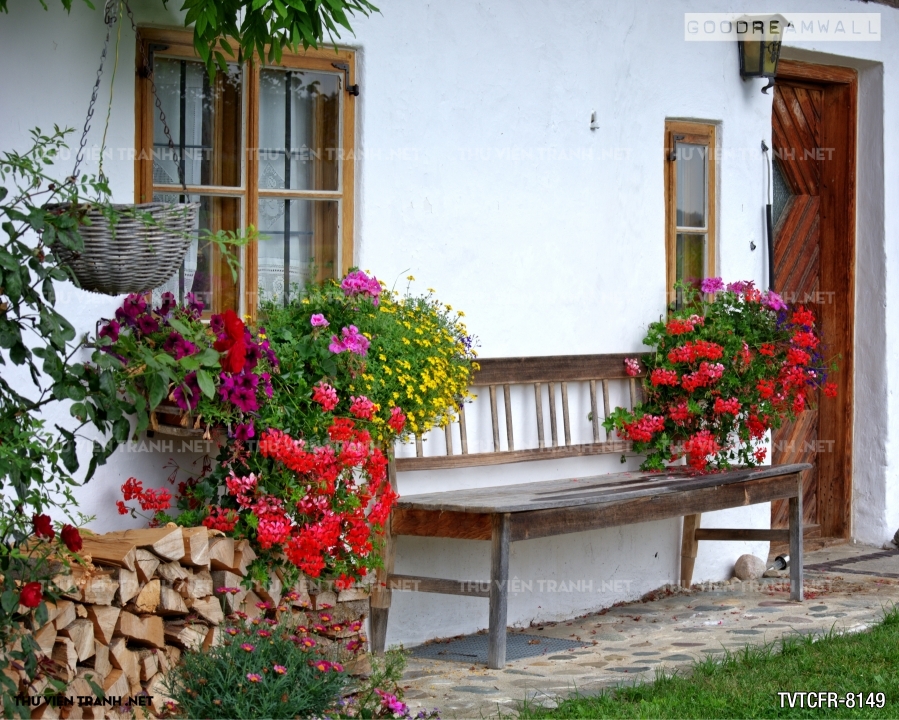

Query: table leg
680;513;701;588
487;512;511;669
789;475;804;601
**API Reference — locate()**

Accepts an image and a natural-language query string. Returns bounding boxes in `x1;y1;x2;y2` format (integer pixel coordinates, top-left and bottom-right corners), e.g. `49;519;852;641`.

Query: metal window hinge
668;135;686;161
332;62;360;96
139;43;169;78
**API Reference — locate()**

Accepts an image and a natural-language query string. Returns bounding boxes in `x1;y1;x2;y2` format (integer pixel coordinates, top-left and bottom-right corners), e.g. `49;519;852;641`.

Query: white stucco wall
1;0;897;647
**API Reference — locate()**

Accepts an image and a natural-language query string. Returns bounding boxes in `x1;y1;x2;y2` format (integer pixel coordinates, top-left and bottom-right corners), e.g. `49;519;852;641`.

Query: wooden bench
369;354;809;668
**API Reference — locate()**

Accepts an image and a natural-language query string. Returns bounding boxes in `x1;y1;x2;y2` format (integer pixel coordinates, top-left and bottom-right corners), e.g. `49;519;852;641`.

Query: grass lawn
513;606;899;719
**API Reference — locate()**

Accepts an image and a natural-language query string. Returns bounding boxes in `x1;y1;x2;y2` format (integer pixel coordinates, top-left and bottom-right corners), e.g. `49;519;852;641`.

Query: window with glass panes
664;121;716;307
135;29;356;317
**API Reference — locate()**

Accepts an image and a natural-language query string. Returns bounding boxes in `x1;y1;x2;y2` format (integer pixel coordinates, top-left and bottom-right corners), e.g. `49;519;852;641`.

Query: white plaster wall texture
0;0;896;646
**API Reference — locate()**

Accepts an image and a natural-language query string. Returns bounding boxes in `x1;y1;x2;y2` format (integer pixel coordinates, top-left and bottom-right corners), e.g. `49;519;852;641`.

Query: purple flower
259;339;279;368
310;314;329;327
185;292;204;318
163;331;198;360
243;342;262;370
173;372;200;411
763;291;787;312
230;386;258;413
120;293;147;321
235;372;259;392
156;291;176;317
261;372;274;398
136;315;160;335
700;277;724;294
233;422;255;442
218;373;236;402
99;319;120;343
210;314;225;334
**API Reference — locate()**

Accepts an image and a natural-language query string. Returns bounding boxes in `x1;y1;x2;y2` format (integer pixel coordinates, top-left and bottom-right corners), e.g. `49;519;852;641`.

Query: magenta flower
310;313;329;327
136;314;160;335
726;280;752;294
700;277;724;293
243;342;262;370
240;643;255;652
340;270;382;305
246;673;262;683
230;386;259;413
233;422;255;442
763;291;787;311
172;372;201;411
185;292;204;318
329;325;370;356
99;319;120;343
273;664;287;675
224;627;239;636
257;629;272;638
118;293;147;322
157;291;176;316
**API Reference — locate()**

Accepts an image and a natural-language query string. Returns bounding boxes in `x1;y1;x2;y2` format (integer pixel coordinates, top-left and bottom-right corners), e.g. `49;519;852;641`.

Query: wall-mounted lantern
737;14;788;94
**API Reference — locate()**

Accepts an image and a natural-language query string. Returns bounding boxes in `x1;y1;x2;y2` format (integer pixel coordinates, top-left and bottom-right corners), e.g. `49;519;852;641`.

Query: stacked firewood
13;526;369;719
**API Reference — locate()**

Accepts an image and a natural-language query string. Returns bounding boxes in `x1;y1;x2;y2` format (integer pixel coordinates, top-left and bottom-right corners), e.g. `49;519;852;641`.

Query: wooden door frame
775;59;856;539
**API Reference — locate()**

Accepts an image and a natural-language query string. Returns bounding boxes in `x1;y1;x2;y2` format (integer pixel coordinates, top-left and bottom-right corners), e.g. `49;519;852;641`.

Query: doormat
805;549;899;579
410;633;589;664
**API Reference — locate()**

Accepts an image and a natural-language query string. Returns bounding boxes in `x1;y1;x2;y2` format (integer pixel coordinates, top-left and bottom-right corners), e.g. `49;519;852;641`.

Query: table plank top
396;463;812;514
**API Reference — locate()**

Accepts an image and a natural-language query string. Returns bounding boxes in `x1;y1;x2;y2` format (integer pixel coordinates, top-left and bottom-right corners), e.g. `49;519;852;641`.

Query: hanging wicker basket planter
52;202;199;295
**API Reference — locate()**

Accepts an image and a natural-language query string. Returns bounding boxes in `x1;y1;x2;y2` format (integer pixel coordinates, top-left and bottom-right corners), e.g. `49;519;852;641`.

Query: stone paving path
397;543;899;719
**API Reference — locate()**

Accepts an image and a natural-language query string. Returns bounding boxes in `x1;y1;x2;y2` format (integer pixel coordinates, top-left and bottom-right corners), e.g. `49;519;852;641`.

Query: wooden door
770;62;856;538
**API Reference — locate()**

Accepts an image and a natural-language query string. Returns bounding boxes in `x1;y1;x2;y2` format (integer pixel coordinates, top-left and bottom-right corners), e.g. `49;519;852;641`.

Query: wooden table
381;463;810;668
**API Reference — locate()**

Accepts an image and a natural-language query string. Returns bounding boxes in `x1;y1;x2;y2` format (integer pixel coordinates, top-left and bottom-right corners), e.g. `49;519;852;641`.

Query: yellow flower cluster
352;285;477;440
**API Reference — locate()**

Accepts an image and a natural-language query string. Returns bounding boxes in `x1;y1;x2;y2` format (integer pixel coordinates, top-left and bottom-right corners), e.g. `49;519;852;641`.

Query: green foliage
180;0;378;77
162;614;350;719
0;127;132;713
4;0;378;79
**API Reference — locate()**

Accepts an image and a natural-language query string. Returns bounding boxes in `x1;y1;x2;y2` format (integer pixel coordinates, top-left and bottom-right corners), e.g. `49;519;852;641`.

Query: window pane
676;232;706;285
256;198;340;306
152;195;241;314
258;69;341;192
675;143;707;228
153;58;243;188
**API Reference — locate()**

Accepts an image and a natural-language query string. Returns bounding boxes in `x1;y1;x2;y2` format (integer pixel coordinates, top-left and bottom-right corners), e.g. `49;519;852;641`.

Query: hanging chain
120;0;187;193
72;0;118;180
73;0;188;194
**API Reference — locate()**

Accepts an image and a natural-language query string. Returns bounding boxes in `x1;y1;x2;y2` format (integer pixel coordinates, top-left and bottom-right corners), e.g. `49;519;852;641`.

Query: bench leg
789;475;804;601
487;512;511;669
680;513;701;588
369;458;398;654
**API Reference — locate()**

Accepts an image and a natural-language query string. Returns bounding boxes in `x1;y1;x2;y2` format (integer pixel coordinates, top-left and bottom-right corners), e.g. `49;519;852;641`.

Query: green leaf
147;373;168;410
34;601;49;627
167;317;192;336
196;368;215;399
0;589;18;613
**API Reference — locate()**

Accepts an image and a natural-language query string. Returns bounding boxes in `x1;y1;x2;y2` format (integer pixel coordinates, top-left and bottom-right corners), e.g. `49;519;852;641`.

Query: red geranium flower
61;524;83;553
32;514;54;540
213;309;248;374
19;582;43;608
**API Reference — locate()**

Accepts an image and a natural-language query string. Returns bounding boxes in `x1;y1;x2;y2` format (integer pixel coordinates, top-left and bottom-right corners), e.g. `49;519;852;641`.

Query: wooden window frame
134;27;356;318
664;121;717;306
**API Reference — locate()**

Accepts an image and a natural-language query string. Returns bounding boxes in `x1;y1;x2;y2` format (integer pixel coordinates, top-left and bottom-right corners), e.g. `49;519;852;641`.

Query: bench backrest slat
395;353;649;473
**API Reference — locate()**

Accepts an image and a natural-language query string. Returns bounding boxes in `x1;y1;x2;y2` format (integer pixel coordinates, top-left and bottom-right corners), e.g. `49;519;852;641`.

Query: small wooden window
664;121;716;306
135;28;356;318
